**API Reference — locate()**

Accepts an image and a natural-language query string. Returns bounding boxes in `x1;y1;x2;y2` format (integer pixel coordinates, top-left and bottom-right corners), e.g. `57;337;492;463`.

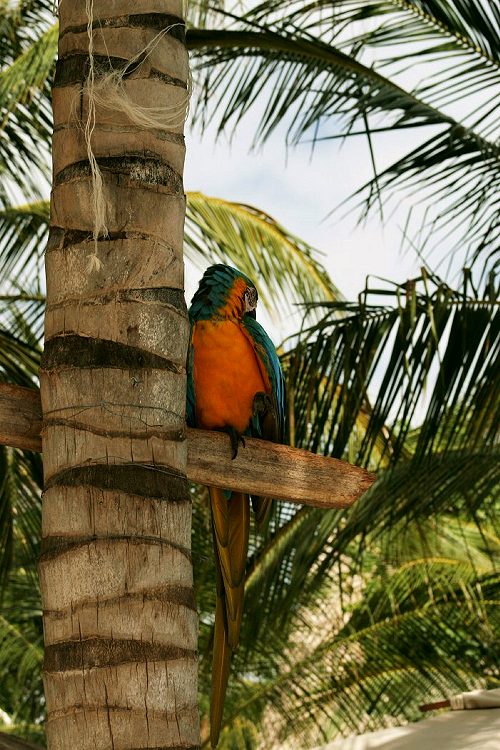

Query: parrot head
189;264;259;321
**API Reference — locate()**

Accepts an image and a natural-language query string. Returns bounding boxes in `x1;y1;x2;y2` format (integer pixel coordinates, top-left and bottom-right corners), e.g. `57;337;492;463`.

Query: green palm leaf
188;28;459;145
0;0;56;65
287;272;499;466
216;555;499;747
0;202;48;292
185;192;341;313
187;3;500;271
324;449;499;573
244;0;499;131
186;0;229;29
0;330;41;387
0;446;43;730
0;574;44;730
0;22;57;201
248;1;499;65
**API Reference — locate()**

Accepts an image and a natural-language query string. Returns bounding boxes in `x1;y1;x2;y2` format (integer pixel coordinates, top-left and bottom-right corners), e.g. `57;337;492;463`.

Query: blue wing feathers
186;319;196;427
243;316;285;441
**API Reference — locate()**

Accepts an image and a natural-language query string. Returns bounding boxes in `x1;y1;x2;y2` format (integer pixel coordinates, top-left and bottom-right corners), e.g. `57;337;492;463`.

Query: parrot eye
244;286;258;314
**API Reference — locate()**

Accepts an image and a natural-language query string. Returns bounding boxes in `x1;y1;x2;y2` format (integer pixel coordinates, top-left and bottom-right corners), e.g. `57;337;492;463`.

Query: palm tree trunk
39;2;198;748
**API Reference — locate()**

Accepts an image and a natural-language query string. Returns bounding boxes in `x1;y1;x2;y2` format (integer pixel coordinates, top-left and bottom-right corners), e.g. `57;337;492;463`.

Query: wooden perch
0;383;43;453
0;382;375;508
0;731;43;750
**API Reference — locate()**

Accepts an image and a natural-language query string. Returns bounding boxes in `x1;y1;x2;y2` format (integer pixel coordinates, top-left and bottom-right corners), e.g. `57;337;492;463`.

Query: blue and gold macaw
187;264;285;747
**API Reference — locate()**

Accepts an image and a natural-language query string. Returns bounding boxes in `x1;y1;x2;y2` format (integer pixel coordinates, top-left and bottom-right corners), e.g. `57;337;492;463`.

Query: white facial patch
244;287;258;313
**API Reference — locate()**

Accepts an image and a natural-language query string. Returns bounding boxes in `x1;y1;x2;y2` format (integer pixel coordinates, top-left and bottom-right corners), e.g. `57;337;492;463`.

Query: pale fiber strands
84;0;105;272
82;0;190;272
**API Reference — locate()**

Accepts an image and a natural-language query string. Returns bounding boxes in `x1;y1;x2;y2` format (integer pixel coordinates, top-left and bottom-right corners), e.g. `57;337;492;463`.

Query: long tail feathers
209;487;250;747
210;585;231;748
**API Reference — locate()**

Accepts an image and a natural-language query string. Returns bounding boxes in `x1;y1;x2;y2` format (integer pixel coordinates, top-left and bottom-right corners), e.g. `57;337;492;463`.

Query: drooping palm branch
0;0;56;203
0;469;44;739
187;0;500;273
201;525;499;748
288;272;499;464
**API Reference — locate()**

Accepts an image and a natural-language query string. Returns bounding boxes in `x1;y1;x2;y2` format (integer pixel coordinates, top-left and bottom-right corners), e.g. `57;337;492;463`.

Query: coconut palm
1;230;498;749
2;269;497;748
0;0;498;747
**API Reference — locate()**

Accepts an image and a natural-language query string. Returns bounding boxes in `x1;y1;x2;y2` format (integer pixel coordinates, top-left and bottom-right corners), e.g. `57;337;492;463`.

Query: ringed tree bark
39;2;198;748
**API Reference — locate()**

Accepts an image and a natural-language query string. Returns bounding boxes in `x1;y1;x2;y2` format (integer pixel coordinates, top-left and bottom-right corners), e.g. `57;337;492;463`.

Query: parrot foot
223;426;245;460
253;391;274;417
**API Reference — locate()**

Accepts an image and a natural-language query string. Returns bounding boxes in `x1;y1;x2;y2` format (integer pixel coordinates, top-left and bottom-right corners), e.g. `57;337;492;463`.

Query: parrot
186;264;285;747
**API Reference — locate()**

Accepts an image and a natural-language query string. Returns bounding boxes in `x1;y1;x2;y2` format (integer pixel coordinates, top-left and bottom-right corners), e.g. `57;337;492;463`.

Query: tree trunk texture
39;2;198;749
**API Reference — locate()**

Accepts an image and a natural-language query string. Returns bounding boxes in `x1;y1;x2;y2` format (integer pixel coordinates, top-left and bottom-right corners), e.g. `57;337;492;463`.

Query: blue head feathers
189;264;258;320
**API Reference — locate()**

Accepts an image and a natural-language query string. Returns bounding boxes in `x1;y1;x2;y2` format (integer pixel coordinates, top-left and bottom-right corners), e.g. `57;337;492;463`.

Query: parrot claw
253;391;273;417
223;426;245;459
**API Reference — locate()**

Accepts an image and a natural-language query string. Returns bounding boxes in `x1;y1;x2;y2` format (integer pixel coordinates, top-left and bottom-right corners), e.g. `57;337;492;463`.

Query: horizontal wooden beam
0;732;43;750
189;429;374;508
0;383;43;453
0;383;375;508
0;730;44;750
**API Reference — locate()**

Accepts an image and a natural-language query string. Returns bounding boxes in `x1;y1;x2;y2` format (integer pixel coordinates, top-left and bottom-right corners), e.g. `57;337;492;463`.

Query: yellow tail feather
209;487;250;745
210;592;231;748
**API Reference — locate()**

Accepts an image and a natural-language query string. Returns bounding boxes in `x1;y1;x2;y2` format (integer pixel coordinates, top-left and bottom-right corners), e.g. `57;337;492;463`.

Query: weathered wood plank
0;383;43;452
0;731;44;750
188;429;375;508
0;382;376;508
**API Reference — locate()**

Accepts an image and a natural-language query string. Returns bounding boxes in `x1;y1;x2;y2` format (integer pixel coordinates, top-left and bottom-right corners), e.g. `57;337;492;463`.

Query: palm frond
0;202;49;292
185;192;341;316
217;556;499;747
0;23;57;202
244;0;500;133
285;272;499;467
188;28;462;146
0;330;40;387
0;434;42;595
186;0;231;29
0;588;44;726
0;22;57;117
0;445;43;727
0;194;339;322
324;449;499;574
0;0;56;66
187;4;500;272
247;1;500;69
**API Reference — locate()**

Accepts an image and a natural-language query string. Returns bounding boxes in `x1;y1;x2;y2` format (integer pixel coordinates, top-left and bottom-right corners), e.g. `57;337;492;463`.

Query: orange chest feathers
192;319;271;434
